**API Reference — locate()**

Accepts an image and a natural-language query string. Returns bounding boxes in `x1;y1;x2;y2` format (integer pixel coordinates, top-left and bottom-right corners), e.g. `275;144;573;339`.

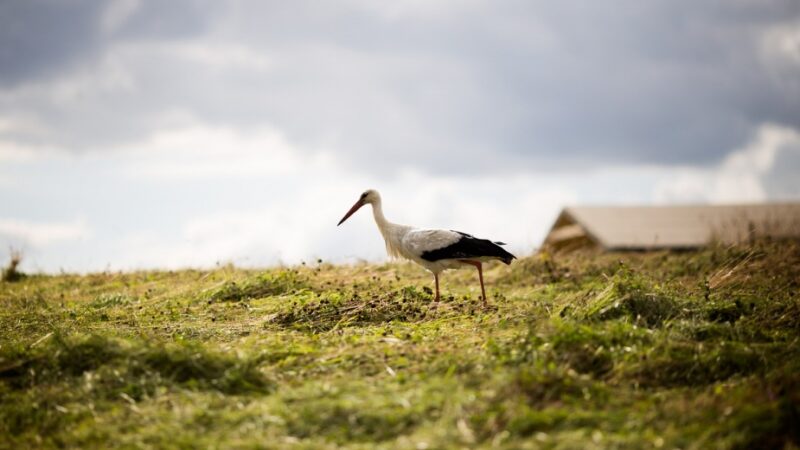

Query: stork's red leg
476;263;486;306
434;273;440;302
459;260;487;307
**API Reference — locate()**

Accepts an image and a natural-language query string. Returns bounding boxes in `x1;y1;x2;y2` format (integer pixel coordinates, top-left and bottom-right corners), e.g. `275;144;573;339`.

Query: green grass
1;242;799;449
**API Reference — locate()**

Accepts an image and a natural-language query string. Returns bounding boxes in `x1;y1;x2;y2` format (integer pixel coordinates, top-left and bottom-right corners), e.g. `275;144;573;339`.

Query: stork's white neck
370;197;391;232
368;197;410;259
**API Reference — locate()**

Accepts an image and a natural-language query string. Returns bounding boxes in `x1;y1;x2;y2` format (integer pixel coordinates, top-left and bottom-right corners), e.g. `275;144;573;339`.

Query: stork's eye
360;192;367;199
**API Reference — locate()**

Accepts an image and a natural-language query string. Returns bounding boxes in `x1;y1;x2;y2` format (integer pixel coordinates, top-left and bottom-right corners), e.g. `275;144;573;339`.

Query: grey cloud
0;0;103;85
1;0;799;175
215;0;800;170
107;0;218;41
0;0;216;86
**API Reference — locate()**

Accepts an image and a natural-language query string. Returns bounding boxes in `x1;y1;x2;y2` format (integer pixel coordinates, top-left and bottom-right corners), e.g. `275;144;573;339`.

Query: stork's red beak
337;199;365;226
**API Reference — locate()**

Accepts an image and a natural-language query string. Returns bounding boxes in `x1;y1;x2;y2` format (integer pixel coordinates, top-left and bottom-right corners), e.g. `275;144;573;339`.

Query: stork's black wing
420;231;516;264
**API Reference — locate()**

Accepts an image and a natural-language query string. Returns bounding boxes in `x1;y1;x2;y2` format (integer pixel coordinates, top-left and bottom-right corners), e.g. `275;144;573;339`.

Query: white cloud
0;139;66;165
0;140;44;163
162;41;272;72
761;21;800;68
654;123;800;203
1;118;323;179
0;116;43;136
0;218;91;247
345;0;484;20
759;21;800;98
113;122;316;180
0;116;52;162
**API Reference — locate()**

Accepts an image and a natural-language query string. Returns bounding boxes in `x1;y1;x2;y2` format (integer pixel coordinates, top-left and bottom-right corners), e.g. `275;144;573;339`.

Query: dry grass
1;249;24;283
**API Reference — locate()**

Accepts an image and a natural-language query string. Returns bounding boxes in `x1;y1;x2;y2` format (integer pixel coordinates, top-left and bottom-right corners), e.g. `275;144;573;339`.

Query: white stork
337;189;515;305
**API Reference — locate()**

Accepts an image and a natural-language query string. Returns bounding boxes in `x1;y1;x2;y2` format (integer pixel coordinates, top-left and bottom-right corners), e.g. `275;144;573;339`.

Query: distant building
543;203;800;252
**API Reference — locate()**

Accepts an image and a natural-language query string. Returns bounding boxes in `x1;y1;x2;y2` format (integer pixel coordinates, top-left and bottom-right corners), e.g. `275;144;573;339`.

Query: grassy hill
1;242;799;449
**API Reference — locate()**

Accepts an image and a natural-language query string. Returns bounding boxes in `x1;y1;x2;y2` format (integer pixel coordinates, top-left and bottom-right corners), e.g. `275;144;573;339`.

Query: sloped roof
544;203;800;251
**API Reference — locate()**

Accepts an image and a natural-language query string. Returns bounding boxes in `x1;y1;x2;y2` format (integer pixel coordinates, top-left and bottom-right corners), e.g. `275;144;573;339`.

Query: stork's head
337;189;380;226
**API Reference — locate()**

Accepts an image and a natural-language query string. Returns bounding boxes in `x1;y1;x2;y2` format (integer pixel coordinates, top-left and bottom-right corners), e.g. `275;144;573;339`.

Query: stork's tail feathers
489;240;516;264
500;250;516;265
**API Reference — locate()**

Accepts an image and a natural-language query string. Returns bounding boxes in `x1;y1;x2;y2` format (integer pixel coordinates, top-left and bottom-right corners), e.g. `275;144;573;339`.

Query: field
1;242;799;449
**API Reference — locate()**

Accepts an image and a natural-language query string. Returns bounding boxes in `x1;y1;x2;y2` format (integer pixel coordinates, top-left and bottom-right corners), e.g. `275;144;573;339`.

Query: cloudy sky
1;0;799;272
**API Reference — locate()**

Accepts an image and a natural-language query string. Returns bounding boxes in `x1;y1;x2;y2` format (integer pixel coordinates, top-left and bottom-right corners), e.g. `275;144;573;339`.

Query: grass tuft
270;285;477;331
1;249;24;283
581;267;679;327
622;339;766;387
0;334;272;396
208;270;309;302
